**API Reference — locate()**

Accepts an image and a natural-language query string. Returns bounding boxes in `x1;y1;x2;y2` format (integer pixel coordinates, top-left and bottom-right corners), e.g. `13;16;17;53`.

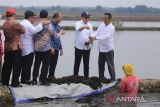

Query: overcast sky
1;0;160;8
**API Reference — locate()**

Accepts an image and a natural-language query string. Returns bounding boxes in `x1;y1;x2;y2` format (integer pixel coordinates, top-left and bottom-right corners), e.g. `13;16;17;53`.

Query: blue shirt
50;20;62;50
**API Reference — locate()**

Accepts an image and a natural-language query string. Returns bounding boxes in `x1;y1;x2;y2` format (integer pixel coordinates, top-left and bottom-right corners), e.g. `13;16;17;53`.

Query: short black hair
25;10;34;19
104;13;112;19
40;9;48;18
53;12;60;19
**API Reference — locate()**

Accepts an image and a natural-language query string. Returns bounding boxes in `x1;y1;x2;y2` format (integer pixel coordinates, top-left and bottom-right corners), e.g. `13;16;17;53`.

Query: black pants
98;50;116;80
48;50;59;78
33;50;51;81
74;48;91;78
21;52;34;82
2;50;21;86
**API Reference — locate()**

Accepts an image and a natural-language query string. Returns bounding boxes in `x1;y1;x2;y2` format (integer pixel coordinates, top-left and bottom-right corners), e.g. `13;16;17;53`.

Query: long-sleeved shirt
74;20;93;50
3;19;25;51
50;20;62;51
20;19;43;56
94;23;115;52
33;24;52;52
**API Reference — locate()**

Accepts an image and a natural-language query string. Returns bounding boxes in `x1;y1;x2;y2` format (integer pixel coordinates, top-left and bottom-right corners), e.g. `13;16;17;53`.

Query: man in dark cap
73;12;93;78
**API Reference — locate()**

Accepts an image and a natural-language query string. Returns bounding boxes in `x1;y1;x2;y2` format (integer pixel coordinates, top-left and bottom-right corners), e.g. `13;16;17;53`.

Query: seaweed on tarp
0;86;14;107
48;76;111;90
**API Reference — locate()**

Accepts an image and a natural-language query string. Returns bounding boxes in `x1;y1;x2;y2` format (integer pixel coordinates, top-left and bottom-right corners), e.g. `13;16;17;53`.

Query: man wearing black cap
73;12;93;78
20;10;49;85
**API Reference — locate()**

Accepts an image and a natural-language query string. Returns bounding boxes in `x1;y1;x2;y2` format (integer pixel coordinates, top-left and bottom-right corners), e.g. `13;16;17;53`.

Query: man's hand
51;48;55;55
89;36;96;41
41;20;50;25
60;50;63;56
79;26;86;31
48;28;52;33
59;29;65;35
85;26;90;30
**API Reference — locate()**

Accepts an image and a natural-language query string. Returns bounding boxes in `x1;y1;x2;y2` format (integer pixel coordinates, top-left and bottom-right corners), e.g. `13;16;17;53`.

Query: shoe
84;76;89;80
11;84;23;88
32;79;37;85
47;76;56;83
99;77;108;80
109;78;116;83
40;80;51;86
21;80;32;85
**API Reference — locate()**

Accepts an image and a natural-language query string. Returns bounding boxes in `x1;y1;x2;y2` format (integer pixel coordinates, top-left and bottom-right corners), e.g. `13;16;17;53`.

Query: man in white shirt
90;13;116;82
74;12;93;78
20;10;49;84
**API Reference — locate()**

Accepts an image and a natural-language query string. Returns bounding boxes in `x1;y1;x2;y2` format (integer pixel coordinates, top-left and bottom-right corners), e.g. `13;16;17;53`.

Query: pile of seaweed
0;86;14;107
48;75;111;90
139;79;160;93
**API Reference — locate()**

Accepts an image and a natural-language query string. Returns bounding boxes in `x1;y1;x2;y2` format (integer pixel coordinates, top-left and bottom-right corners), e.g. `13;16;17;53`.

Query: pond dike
62;26;160;31
0;77;160;106
0;26;160;31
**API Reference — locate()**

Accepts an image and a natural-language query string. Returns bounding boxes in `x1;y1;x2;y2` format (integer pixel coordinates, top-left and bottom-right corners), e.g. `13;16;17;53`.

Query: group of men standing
0;8;116;87
1;8;64;87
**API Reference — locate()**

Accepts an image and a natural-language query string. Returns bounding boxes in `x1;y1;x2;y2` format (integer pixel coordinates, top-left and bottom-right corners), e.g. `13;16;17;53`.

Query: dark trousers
48;50;59;78
33;50;51;81
74;48;91;78
98;50;116;80
21;52;34;82
2;50;21;86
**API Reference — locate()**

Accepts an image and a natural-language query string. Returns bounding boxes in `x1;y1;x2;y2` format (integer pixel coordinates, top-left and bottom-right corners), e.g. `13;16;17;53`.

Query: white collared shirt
74;20;93;50
94;23;115;52
20;19;43;56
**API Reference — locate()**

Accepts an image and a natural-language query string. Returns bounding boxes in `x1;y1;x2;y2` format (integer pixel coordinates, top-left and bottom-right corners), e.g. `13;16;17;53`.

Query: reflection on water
17;99;84;107
17;92;160;107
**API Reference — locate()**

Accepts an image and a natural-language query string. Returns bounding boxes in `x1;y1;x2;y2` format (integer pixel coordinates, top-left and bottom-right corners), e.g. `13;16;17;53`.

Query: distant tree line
0;5;160;15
